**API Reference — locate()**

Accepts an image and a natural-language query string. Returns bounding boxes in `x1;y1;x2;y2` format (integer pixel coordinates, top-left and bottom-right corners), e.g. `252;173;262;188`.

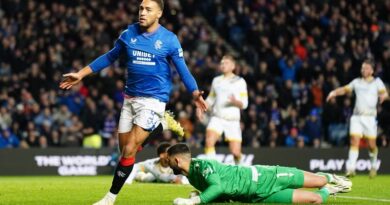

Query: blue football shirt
89;23;198;102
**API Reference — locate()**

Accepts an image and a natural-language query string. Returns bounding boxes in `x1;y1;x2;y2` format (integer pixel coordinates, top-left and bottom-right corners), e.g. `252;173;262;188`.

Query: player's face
361;63;374;78
167;155;182;175
219;58;235;74
159;152;169;167
139;0;162;28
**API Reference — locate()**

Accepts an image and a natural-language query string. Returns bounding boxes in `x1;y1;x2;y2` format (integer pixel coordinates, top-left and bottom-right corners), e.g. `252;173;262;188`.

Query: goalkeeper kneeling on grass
167;143;352;205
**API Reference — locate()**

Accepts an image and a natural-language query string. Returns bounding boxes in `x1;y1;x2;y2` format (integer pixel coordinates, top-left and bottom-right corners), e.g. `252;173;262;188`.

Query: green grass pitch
0;175;389;204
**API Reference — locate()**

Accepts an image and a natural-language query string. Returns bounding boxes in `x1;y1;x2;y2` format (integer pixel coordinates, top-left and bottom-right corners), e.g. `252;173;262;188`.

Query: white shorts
207;116;242;142
349;115;377;139
118;96;166;133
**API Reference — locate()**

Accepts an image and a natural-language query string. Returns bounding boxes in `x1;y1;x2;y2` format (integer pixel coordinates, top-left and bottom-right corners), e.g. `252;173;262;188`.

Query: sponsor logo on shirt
132;50;156;66
178;48;183;57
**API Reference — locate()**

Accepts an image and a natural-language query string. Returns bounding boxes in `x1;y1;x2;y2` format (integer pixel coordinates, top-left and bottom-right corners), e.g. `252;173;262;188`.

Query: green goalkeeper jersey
187;159;304;204
188;158;257;203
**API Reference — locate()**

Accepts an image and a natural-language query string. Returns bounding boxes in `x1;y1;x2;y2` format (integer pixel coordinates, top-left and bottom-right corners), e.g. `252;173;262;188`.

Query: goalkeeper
167;143;352;204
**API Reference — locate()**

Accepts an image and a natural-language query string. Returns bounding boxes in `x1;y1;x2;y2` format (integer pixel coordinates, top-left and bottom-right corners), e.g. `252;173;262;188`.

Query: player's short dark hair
167;143;191;157
363;58;375;69
222;54;236;63
157;142;171;155
150;0;164;11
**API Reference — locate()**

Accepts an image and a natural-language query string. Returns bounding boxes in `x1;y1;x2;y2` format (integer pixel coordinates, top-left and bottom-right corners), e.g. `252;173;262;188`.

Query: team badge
202;167;213;178
155;40;162;50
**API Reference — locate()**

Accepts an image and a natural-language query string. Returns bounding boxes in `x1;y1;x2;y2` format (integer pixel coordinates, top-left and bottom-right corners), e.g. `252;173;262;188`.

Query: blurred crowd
0;0;389;149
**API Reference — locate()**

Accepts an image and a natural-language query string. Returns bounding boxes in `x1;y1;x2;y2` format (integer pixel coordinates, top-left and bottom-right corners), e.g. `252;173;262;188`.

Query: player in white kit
197;55;248;164
125;142;188;184
326;59;388;178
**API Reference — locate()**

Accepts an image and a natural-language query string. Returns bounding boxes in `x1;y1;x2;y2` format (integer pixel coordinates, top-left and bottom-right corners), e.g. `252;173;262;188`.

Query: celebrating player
198;55;248;164
59;0;207;204
326;59;388;178
125;142;189;184
167;143;352;205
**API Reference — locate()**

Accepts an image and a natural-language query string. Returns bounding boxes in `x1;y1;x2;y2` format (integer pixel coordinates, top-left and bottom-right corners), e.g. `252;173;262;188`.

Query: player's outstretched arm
59;66;93;90
60;40;122;90
172;55;208;113
169;35;208;113
326;87;349;102
173;171;222;205
173;183;222;205
197;173;223;203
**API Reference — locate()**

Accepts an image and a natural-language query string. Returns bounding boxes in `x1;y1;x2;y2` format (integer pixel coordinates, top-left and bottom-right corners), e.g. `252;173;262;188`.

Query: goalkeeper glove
173;196;201;205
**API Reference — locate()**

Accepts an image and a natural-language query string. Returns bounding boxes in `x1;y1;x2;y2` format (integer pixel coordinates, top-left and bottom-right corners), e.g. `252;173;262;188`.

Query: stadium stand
0;0;389;149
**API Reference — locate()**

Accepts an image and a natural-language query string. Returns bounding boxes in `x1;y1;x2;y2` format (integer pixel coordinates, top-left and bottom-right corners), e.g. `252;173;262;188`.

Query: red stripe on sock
119;157;135;166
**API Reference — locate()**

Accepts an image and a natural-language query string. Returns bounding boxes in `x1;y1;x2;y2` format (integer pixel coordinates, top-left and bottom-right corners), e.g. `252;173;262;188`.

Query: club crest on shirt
130;38;137;44
202;167;213;177
155;40;162;50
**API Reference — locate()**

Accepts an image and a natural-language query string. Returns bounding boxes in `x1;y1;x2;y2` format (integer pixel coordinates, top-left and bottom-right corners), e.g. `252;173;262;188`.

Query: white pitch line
337;196;390;203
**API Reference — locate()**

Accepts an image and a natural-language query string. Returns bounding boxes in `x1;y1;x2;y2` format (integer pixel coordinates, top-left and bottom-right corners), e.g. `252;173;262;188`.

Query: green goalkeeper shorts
253;165;304;203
